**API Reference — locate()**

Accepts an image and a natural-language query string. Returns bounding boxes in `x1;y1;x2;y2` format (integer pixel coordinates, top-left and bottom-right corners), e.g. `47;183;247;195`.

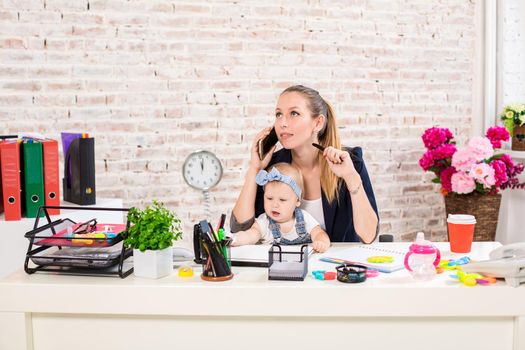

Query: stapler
462;242;525;287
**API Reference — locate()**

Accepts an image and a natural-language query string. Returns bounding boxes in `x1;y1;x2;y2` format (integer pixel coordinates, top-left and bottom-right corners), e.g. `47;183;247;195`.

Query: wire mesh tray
25;218;126;248
30;242;132;269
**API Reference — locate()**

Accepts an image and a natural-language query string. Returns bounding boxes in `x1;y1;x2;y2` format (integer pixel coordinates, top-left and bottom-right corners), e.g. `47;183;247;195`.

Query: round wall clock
182;150;223;191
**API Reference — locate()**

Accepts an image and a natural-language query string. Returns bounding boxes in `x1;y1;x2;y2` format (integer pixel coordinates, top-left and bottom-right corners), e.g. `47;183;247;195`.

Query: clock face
182;150;223;190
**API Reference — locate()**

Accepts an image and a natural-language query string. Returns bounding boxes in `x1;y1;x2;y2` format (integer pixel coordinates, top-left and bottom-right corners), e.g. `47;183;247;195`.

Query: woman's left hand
323;146;357;180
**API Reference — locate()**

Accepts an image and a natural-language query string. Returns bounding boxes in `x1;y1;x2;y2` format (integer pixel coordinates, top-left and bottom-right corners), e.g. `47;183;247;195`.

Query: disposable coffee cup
447;214;476;253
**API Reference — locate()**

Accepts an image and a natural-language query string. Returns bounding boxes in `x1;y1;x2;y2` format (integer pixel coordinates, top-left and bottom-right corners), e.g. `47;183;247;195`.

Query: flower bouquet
419;126;525;241
500;103;525;151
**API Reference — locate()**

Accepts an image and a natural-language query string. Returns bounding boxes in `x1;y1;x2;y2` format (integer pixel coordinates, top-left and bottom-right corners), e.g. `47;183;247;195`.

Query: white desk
0;242;524;350
0;198;124;279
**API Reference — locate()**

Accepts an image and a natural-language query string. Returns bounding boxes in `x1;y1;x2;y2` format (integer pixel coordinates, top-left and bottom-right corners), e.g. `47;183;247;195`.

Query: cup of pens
198;220;233;282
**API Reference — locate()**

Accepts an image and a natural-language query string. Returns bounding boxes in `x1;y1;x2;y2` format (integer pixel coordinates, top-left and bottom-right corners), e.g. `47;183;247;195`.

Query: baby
232;163;331;252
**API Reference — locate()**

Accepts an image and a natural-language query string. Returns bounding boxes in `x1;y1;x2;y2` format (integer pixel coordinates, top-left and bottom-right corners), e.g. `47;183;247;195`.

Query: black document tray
24;205;133;278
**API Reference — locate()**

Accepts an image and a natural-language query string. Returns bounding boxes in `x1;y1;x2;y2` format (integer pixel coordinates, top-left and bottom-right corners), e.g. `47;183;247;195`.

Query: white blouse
300;197;326;231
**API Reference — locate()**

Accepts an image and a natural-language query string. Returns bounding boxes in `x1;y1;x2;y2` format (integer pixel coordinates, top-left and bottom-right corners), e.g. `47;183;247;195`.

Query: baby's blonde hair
266;162;304;200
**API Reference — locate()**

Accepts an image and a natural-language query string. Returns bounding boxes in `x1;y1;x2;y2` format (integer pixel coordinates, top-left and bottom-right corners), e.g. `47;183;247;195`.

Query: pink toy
404;232;441;281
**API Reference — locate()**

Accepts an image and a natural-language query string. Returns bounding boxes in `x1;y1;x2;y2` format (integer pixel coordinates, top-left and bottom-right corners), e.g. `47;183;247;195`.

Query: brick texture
0;0;478;243
501;0;525;105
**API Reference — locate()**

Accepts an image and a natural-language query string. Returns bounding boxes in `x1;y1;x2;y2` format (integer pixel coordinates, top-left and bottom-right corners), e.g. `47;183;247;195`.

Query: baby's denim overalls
268;208;312;245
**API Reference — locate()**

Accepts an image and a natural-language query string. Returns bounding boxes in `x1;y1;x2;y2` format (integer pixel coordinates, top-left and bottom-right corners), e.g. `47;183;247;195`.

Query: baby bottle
404;232;441;281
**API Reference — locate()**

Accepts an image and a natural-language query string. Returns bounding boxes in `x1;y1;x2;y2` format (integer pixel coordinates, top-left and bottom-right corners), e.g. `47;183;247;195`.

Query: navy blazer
253;147;379;242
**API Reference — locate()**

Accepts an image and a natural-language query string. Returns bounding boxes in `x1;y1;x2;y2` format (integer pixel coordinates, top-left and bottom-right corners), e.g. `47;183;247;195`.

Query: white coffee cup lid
447;214;476;224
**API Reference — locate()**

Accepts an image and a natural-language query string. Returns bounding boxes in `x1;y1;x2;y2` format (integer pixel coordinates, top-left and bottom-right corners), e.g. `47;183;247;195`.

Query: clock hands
200;157;204;172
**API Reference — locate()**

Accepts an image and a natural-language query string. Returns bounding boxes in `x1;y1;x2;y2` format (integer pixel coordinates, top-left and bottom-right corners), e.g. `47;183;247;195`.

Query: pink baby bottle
404;232;441;281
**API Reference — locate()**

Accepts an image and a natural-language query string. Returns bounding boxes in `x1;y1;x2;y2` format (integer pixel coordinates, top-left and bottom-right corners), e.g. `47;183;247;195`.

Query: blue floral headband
255;167;302;198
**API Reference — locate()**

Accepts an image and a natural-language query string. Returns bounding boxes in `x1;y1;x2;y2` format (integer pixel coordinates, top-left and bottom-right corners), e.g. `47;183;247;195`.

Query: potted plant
123;201;182;279
500;103;525;151
419;126;525;241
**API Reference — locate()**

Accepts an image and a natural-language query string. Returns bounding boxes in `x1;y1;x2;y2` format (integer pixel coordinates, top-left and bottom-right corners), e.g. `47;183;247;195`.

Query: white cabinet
0;198;124;279
496;151;525;244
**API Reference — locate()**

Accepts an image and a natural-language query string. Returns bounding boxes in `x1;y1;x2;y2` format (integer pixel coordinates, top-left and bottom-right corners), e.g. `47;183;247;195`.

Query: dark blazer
249;147;379;242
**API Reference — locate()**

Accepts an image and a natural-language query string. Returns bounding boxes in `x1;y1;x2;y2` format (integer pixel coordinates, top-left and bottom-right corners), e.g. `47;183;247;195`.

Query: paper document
321;245;405;273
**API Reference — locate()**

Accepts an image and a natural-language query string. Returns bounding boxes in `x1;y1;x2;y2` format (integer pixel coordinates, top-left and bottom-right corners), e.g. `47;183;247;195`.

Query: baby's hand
312;240;329;253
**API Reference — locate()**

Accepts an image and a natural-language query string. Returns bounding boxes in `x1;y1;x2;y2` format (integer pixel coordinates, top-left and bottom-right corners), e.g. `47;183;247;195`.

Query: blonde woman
231;85;379;243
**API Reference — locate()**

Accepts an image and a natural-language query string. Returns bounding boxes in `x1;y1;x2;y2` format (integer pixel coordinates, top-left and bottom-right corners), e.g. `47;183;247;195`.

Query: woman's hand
249;127;276;171
323;146;357;180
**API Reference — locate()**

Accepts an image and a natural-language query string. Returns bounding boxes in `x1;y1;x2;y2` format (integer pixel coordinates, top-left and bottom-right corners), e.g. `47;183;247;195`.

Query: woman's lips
280;133;293;140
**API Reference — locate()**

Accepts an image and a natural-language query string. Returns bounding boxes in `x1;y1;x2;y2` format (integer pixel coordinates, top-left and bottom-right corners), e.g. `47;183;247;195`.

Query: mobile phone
258;127;278;160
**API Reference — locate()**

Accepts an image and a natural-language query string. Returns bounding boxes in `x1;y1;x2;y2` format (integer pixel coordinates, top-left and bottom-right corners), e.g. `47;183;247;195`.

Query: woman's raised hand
249;127;276;171
323;146;356;180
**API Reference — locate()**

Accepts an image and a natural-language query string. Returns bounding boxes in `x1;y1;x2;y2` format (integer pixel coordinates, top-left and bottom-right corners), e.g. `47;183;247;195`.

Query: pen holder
200;237;233;282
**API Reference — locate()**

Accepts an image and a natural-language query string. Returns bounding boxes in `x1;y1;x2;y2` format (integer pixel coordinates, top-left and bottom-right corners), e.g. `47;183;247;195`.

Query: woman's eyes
275;111;300;118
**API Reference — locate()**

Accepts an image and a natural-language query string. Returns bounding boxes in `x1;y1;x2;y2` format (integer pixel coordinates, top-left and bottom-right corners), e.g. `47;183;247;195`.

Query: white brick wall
0;0;478;243
501;0;525;105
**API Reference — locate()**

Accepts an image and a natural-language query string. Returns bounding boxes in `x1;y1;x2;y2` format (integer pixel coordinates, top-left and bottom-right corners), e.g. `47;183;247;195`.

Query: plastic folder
41;139;60;215
63;137;96;205
22;140;45;218
0;140;22;220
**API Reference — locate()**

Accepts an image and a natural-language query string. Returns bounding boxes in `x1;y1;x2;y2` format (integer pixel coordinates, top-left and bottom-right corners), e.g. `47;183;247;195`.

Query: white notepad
322;245;406;273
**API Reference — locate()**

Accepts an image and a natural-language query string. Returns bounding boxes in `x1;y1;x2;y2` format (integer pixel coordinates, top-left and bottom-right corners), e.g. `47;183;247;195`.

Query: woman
231;85;378;243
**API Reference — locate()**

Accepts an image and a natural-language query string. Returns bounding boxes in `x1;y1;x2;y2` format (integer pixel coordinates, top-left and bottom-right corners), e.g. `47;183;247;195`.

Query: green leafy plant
123;201;182;252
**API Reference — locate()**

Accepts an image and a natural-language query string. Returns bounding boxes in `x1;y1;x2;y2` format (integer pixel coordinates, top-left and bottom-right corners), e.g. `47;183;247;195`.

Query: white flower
509;103;525;114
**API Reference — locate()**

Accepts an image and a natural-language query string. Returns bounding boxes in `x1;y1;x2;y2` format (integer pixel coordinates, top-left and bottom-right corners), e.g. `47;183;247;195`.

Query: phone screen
258;128;278;160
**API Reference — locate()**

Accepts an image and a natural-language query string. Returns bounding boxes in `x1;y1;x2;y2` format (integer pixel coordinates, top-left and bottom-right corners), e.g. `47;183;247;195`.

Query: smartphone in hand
258;127;278;160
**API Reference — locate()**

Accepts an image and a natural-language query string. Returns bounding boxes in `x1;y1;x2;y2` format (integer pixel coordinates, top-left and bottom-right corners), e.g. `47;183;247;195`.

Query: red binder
0;140;22;220
41;139;60;215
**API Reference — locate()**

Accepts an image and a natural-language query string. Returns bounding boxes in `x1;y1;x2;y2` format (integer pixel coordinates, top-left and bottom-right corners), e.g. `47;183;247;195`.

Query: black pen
312;143;343;163
312;143;325;152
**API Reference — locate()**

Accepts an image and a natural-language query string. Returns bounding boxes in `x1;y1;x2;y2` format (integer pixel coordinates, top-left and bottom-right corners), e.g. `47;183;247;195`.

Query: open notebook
321;245;405;273
230;244;314;267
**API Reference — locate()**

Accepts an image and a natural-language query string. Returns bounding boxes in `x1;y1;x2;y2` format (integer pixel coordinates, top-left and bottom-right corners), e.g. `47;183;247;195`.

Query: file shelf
23;205;133;278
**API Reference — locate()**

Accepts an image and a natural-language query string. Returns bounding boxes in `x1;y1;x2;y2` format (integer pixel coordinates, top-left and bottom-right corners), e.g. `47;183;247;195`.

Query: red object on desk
36;223;127;247
0;141;22;221
41;139;60;215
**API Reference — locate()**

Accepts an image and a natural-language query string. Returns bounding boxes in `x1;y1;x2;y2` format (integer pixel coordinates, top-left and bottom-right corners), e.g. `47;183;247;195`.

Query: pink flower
486;126;510;149
440;167;456;192
451;172;476;194
451;147;476;172
431;143;457;160
421;127;454;150
471;163;496;188
499;154;515;170
419;151;435;171
467;137;493;161
490;160;508;186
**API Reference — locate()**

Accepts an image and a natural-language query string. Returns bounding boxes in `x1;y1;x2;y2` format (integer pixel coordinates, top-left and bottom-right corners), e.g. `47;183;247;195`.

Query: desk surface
1;242;524;318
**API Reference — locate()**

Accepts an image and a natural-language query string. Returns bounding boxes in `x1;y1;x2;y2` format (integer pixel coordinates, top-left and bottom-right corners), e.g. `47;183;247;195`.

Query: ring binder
63;137;96;205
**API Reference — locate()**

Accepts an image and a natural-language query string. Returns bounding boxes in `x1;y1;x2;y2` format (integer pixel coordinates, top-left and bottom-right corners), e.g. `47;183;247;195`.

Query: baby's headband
255;167;302;198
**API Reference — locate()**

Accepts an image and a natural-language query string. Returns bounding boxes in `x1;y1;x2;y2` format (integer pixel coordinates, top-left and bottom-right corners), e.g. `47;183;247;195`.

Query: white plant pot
133;247;173;279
